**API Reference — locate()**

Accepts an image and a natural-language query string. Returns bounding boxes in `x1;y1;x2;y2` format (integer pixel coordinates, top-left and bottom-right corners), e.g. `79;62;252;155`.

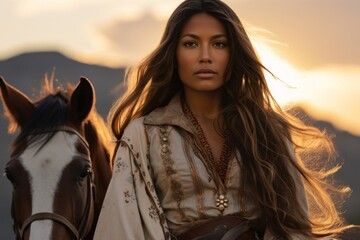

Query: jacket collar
143;93;194;133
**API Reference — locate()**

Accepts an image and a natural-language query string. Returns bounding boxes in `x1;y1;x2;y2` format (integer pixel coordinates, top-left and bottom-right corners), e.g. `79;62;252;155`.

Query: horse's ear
69;76;95;124
0;76;35;130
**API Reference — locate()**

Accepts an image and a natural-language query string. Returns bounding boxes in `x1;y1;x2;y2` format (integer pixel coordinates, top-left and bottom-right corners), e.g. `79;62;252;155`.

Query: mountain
0;52;359;239
0;51;125;117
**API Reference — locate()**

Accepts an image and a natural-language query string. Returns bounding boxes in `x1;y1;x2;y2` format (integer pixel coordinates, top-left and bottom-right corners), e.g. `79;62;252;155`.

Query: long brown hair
109;0;351;238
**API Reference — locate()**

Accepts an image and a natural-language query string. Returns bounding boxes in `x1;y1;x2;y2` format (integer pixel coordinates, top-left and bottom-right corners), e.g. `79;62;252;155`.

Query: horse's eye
78;167;92;181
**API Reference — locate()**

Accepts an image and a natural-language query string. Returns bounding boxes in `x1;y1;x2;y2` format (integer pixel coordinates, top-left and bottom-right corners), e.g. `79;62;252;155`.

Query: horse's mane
11;77;114;161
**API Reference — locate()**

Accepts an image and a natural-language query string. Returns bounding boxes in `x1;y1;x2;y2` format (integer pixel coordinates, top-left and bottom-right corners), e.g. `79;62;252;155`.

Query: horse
0;76;113;240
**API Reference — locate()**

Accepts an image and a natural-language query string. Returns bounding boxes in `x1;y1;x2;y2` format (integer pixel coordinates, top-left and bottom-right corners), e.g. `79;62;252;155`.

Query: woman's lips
194;69;217;79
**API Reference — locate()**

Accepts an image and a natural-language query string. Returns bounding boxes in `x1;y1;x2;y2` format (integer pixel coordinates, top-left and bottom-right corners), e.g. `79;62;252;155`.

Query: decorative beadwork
183;103;232;212
183;104;232;182
158;126;185;218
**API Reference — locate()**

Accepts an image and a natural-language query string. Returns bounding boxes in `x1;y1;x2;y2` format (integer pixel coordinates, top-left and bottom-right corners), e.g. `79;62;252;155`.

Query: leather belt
176;215;257;240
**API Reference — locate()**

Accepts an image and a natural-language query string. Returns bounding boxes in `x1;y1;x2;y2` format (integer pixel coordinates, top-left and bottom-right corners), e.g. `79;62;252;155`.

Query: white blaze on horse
0;76;113;240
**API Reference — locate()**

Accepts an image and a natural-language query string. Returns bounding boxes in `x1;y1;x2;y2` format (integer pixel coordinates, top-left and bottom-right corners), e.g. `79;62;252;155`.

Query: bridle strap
20;212;80;240
27;126;90;150
55;126;90;150
17;173;94;240
77;172;94;239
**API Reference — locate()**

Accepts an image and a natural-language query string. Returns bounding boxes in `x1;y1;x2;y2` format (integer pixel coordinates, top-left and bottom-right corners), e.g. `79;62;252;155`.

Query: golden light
250;34;304;106
250;33;360;136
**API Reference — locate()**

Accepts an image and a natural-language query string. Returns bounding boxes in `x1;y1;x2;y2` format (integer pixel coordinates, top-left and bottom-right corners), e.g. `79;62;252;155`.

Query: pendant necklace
183;103;232;212
216;193;229;211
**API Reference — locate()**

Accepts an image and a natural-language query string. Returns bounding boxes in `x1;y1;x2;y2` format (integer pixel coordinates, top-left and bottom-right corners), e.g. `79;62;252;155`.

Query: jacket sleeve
94;118;169;240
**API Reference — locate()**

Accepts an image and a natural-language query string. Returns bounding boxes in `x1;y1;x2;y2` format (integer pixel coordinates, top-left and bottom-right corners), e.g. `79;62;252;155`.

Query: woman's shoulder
121;117;146;139
127;117;145;128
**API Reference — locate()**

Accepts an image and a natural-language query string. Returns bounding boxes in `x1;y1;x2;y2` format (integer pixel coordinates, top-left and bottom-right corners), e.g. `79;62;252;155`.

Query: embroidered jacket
94;95;309;240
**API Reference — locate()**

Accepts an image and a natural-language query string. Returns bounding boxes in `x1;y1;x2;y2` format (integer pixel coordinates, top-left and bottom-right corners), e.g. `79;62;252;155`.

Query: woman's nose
199;46;212;63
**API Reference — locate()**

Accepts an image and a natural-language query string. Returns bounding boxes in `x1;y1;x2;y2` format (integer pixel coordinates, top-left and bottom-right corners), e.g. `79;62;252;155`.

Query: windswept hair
109;0;351;238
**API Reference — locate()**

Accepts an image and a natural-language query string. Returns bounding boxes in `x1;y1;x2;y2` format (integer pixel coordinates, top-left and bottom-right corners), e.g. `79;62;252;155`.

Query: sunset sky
0;0;359;136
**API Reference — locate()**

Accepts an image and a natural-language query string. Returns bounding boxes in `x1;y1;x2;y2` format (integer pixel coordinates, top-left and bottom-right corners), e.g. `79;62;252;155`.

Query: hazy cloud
299;66;360;135
99;13;166;65
14;0;100;16
227;0;360;70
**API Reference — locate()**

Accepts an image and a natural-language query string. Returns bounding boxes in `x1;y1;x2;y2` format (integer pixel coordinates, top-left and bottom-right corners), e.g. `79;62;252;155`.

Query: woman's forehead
180;13;226;38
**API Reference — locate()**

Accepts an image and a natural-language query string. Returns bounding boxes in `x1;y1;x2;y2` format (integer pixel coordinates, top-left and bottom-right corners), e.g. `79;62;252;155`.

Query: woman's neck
183;89;223;120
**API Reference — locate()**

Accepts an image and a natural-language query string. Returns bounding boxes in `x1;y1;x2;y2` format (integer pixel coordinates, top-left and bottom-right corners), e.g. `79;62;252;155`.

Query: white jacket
94;95;309;240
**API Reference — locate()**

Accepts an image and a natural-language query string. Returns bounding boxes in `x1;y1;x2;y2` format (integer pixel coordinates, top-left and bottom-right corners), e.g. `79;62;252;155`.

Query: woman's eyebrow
180;33;227;40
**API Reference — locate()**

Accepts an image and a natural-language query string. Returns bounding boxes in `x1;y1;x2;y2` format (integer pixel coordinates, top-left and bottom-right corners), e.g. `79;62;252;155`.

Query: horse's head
0;76;113;240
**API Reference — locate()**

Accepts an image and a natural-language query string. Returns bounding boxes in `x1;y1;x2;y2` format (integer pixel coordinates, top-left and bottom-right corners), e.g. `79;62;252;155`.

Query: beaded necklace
183;103;232;212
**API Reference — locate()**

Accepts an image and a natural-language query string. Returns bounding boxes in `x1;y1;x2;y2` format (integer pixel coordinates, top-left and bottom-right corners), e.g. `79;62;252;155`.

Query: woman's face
176;13;229;94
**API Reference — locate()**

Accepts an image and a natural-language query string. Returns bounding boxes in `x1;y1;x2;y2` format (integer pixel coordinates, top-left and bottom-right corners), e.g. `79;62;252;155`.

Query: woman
94;0;350;239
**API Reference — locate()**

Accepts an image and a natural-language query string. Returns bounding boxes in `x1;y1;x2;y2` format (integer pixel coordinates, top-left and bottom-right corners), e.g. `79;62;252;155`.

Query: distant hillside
0;51;125;117
0;52;359;239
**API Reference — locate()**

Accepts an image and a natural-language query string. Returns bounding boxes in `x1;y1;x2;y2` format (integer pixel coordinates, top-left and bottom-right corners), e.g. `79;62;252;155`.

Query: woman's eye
213;41;227;48
184;41;198;47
